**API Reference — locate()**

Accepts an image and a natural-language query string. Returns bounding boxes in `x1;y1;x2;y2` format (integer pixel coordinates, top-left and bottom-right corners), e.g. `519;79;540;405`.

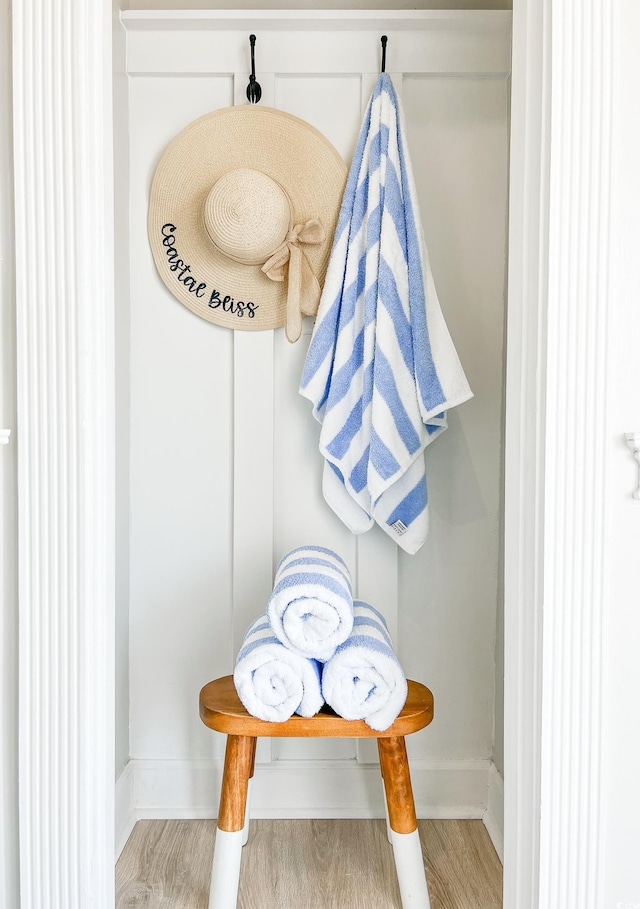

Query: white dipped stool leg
378;736;431;909
209;735;255;909
209;829;245;909
389;829;431;908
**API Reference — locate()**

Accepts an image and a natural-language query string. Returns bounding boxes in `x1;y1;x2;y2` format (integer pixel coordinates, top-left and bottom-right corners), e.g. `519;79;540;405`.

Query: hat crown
204;168;291;266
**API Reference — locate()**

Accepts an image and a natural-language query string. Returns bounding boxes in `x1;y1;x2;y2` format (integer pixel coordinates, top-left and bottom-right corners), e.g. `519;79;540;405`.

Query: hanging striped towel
321;600;407;732
300;74;473;554
267;545;354;662
233;614;324;723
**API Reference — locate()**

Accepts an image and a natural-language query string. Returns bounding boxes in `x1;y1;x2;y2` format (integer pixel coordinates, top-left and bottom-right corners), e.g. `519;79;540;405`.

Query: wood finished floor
116;819;502;909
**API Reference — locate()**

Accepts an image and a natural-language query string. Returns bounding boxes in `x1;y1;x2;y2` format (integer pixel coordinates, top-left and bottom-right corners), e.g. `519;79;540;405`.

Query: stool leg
209;735;254;909
378;737;431;909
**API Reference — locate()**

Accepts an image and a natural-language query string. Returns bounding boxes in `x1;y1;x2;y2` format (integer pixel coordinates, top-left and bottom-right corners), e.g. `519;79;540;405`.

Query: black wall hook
246;34;262;104
381;35;388;73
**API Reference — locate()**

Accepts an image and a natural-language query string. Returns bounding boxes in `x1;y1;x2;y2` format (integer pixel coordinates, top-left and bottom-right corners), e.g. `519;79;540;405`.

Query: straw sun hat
148;105;348;342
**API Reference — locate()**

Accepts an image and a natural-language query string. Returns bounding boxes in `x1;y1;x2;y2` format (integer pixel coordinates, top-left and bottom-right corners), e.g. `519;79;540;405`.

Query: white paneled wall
116;11;510;839
128;73;235;766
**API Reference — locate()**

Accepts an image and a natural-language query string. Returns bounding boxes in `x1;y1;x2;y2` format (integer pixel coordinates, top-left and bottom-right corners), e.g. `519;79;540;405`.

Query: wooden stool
200;676;434;909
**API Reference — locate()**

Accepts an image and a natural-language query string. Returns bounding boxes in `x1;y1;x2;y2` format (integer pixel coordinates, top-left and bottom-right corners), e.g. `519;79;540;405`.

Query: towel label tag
390;520;408;536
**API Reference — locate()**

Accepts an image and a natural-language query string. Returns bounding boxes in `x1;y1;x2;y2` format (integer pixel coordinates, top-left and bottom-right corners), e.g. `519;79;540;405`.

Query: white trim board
503;1;548;902
121;9;512;29
122;10;511;77
115;763;136;862
116;757;492;853
115;756;505;865
483;762;504;865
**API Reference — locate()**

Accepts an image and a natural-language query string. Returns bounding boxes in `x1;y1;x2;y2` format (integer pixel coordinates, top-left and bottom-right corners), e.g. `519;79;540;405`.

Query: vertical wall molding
503;2;549;904
230;73;276;664
12;1;115;907
539;2;613;906
505;1;614;907
231;73;276;768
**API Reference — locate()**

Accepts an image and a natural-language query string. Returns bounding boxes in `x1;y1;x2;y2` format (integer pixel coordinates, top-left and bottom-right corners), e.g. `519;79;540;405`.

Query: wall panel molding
12;1;115;906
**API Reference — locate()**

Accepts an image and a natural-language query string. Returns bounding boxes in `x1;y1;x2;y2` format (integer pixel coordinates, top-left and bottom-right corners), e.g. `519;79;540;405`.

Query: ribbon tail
285;246;304;343
299;254;322;317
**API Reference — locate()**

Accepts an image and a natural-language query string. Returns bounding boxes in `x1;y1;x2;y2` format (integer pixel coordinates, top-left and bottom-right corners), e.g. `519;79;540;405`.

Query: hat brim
148;105;348;332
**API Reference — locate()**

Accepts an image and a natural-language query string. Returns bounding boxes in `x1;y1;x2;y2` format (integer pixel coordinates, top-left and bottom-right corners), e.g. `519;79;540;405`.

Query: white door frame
0;0;18;906
10;3;615;908
504;2;613;907
12;2;115;907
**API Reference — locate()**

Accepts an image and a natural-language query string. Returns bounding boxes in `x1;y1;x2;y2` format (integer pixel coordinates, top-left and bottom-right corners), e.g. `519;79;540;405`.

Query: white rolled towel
267;545;354;662
321;601;408;732
233;615;324;723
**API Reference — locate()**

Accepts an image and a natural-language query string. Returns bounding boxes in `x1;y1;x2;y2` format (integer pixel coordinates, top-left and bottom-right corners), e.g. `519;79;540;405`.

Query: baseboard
115;757;492;833
482;761;504;863
115;762;136;860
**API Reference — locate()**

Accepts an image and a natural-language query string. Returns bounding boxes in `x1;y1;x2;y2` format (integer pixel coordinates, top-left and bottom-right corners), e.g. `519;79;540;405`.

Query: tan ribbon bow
261;218;326;343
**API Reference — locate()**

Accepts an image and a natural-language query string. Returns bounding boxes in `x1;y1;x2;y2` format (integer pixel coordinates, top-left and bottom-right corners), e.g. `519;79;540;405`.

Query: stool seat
199;675;434;738
200;675;435;909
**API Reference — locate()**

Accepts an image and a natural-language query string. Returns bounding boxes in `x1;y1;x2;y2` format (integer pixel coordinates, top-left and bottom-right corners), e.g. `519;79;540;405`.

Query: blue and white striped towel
300;74;473;554
234;614;324;723
267;545;354;662
321;600;407;732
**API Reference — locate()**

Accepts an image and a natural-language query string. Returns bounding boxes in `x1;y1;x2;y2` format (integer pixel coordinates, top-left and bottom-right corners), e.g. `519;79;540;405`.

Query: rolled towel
267;545;354;662
321;601;408;732
234;615;324;723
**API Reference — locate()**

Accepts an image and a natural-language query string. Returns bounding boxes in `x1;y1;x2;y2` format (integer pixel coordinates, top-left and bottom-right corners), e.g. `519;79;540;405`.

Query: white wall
0;0;18;903
116;12;509;824
603;1;640;902
398;73;508;766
